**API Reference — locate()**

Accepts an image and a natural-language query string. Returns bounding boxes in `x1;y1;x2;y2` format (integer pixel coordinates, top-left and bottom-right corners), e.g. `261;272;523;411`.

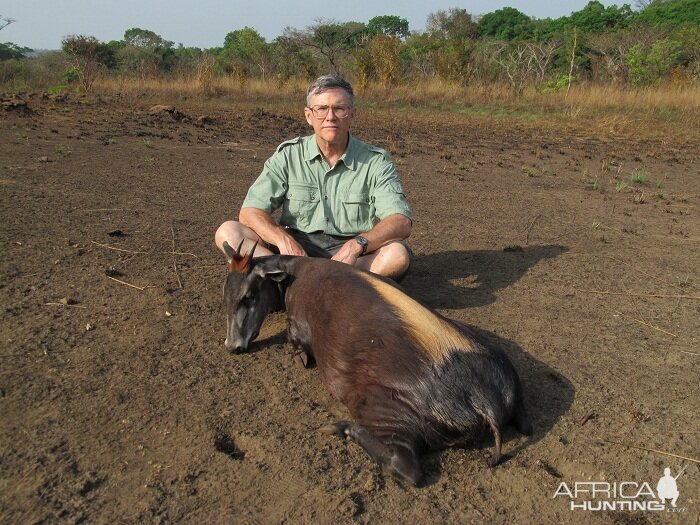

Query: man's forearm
362;214;412;253
239;207;285;246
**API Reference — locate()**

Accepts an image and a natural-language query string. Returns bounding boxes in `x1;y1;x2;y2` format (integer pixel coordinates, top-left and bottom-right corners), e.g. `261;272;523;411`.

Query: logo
553;466;688;513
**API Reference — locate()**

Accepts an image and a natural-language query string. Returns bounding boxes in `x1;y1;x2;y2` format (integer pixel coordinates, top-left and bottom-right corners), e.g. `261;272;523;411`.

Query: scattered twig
78;208;129;212
91;241;148;254
105;275;150;291
615;311;677;338
600;439;700;464
679;350;700;356
45;302;87;309
577;289;700;301
525;214;541;246
171;220;183;289
165;251;199;258
579;411;596;426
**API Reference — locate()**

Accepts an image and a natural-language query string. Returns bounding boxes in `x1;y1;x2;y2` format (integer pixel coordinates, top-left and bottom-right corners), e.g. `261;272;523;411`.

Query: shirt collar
304;133;357;171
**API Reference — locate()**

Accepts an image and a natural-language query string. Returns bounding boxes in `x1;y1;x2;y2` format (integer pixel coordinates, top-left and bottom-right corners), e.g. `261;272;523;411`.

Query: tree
566;1;635;33
123;27;173;49
426;8;480;41
627;37;682;84
289;19;365;74
61;35;104;91
586;26;665;83
479;7;534;40
117;28;176;77
636;0;700;25
225;27;271;80
425;9;481;84
0;14;15;32
403;32;441;78
273;33;318;83
366;15;410;39
369;35;402;86
0;42;32;60
634;0;673;11
493;40;562;93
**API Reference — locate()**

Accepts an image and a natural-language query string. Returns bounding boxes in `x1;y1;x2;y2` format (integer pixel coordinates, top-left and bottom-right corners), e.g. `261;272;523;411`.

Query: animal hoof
294;351;310;369
487;453;502;468
318;421;351;438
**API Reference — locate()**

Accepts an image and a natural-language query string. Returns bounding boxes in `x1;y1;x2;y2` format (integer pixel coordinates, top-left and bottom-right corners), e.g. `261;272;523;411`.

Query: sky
2;0;626;51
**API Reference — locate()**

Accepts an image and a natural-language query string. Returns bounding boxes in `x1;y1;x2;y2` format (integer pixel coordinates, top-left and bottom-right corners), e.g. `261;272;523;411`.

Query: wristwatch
354;235;369;255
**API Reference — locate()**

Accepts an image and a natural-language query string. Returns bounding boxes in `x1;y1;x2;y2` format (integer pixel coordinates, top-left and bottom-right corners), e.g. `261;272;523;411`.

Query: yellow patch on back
357;272;476;362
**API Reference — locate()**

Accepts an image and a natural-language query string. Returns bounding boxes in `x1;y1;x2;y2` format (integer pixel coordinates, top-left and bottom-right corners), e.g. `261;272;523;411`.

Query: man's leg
214;220;275;257
355;241;411;281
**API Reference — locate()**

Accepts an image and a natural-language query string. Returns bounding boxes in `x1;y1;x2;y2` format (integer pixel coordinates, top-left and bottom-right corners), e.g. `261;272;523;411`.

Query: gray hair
306;74;355;107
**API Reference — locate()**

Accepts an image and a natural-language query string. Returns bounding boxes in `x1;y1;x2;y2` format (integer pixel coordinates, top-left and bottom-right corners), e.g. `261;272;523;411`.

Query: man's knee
384;242;411;269
367;241;411;280
214;220;239;251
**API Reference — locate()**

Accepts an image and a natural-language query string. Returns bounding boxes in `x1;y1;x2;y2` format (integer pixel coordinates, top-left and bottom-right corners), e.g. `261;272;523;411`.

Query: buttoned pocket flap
287;184;320;202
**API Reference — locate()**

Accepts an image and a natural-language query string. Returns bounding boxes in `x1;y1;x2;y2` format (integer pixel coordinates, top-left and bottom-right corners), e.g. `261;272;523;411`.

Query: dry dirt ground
1;93;699;524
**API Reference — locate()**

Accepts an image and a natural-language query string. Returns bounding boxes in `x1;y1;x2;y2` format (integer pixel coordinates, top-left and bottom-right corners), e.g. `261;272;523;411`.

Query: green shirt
241;134;412;236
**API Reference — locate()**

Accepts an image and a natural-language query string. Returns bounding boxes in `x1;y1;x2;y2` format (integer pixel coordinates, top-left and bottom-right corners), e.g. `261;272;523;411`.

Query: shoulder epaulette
366;144;391;160
275;136;302;153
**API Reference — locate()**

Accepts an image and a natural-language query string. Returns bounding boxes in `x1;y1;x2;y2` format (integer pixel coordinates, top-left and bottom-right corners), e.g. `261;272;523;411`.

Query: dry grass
90;75;700;142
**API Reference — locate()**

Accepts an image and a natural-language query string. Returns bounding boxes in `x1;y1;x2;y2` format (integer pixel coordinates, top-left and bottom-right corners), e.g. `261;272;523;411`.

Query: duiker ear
252;261;287;282
222;240;236;262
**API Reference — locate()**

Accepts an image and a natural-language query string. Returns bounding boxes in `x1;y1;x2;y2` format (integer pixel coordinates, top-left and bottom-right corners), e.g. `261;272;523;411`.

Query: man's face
304;88;355;147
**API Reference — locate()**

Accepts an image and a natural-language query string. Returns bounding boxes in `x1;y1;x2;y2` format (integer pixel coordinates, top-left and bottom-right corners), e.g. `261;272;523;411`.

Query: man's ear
304;107;315;127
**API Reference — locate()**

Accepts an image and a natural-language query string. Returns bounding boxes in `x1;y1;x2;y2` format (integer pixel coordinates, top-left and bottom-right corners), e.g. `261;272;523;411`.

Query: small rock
105;267;125;277
165;311;172;317
59;296;78;305
37;156;50;163
85;323;94;331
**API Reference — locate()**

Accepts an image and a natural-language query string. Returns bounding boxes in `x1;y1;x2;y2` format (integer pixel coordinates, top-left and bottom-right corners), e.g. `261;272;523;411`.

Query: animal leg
319;421;424;486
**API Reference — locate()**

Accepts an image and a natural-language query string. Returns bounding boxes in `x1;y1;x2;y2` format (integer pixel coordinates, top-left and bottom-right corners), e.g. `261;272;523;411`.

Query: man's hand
240;208;307;256
331;239;363;265
276;230;307;256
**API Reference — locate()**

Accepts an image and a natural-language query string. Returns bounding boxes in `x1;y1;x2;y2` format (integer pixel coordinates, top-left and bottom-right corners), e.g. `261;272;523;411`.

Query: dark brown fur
222;244;532;485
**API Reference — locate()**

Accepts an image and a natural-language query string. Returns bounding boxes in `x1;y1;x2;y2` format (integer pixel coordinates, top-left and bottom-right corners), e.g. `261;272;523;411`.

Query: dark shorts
270;228;412;260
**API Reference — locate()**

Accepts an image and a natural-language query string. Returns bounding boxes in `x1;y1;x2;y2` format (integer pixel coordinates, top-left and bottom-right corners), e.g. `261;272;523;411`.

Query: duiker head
222;241;286;353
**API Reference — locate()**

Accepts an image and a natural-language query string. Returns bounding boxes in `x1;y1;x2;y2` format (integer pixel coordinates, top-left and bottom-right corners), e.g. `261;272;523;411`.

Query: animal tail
485;416;503;467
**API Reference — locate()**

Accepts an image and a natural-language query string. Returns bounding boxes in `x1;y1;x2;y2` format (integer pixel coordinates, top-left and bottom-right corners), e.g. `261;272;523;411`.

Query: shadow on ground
403;245;568;309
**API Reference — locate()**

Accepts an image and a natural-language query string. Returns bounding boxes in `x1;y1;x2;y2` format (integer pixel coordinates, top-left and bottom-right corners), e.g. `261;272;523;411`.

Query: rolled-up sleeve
241;154;288;213
371;160;413;221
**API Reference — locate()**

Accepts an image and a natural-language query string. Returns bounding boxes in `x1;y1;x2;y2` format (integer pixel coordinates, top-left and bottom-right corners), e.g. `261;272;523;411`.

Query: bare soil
1;93;698;524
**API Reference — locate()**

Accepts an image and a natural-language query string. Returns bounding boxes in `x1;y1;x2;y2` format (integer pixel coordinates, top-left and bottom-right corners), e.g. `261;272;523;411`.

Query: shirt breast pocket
285;183;320;230
342;191;371;231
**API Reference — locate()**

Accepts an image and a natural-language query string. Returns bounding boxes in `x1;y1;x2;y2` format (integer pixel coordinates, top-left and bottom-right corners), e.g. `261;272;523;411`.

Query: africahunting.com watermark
553;466;689;513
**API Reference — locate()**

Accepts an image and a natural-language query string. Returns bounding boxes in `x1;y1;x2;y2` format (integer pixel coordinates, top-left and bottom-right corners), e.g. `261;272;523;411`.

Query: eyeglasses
307;105;352;120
